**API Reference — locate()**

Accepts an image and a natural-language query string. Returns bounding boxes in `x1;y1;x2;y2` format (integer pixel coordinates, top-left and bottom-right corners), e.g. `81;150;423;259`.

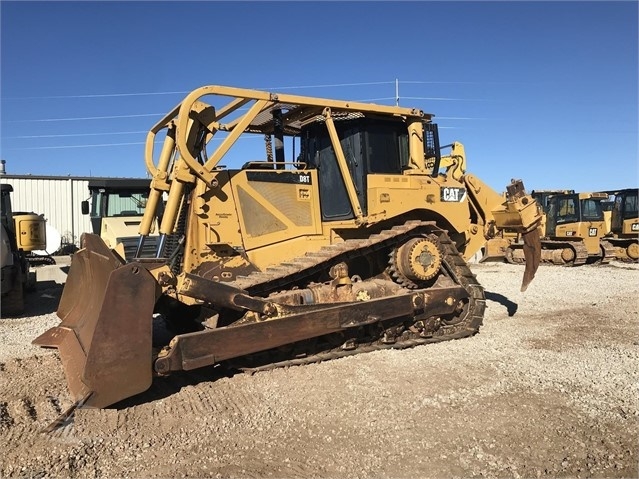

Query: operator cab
611;189;638;233
545;193;605;237
300;117;441;221
82;179;154;236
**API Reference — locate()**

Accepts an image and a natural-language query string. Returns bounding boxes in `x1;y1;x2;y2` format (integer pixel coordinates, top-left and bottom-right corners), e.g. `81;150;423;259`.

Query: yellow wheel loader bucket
32;234;158;408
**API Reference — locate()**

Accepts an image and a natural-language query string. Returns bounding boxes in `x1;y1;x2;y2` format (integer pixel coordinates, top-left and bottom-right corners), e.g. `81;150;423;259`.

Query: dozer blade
520;228;542;292
33;234;158;408
479;237;511;263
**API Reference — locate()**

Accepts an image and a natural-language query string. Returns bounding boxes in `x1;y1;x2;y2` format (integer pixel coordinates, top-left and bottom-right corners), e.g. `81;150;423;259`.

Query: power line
2;112;479;149
2;91;189;100
6;113;165;123
1;79;513;101
4;95;473;123
402;96;487;102
2;81;396;101
400;80;489;85
263;81;394;91
355;97;396;102
9;142;146;150
437;117;489;120
6;134;262;151
6;127;471;150
4;80;483;123
7;131;148;139
401;79;537;85
1;80;482;150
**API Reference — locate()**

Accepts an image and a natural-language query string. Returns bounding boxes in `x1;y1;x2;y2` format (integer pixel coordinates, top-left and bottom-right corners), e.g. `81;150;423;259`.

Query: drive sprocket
389;235;443;288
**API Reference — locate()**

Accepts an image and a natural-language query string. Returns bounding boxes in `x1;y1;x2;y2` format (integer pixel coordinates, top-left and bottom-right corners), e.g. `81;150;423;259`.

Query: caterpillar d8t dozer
34;85;543;410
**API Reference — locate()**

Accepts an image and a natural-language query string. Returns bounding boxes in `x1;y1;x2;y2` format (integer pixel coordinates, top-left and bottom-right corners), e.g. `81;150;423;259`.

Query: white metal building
0;173;148;252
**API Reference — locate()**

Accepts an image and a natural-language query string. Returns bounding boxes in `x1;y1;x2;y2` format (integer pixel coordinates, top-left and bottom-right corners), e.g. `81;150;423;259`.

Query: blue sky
1;1;637;193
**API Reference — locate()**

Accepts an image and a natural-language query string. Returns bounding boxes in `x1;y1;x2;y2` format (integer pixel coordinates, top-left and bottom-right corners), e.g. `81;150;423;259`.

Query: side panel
619;191;638;236
180;170;244;275
623;218;639;236
232;169;322;254
366;174;471;234
556;221;606;255
13;213;46;251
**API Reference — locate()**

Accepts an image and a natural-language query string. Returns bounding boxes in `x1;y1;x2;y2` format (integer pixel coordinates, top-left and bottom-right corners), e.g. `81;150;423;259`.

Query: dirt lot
1;261;637;478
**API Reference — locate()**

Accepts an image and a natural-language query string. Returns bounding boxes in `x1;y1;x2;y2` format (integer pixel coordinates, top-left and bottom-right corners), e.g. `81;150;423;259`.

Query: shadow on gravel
485;291;518;316
600;263;639;271
24;282;64;316
111;364;236;410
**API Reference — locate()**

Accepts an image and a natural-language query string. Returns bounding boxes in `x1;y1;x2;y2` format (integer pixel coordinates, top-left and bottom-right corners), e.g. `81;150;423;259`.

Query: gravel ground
0;261;637;478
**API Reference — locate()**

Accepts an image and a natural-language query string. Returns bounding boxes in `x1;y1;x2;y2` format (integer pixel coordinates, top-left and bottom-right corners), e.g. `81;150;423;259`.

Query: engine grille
118;236;160;261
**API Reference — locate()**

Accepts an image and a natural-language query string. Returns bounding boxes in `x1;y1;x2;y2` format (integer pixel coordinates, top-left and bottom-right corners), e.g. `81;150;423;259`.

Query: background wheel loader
82;178;161;261
506;190;615;266
34;85;543;410
1;184;47;316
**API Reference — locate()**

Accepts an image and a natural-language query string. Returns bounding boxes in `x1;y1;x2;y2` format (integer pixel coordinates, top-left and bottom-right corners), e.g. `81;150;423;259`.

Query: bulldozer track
507;238;618;267
606;238;639;263
613;256;639;264
507;239;589;266
598;240;616;265
234;331;478;375
225;220;485;372
235;221;475;296
615;257;639;264
543;239;589;266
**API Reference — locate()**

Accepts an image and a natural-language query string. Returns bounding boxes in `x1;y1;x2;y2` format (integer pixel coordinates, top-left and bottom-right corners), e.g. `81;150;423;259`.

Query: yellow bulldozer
601;188;639;262
480;189;574;262
34;85;543;410
505;190;616;266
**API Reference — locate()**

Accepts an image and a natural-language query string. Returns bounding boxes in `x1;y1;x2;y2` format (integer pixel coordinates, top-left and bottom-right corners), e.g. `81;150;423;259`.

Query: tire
2;267;24;317
25;270;37;293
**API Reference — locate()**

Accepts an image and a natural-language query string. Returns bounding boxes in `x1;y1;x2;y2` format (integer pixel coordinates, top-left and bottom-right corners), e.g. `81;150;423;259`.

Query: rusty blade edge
520;228;542;292
40;391;93;434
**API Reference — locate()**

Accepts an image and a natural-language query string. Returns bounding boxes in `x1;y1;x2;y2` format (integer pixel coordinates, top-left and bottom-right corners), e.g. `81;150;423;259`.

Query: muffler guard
33;234;159;408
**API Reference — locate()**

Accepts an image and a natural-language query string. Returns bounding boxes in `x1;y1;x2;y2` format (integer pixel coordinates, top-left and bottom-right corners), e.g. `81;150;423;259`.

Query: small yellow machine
602;188;639;262
81;178;160;261
506;190;615;265
1;184;46;315
34;85;542;409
